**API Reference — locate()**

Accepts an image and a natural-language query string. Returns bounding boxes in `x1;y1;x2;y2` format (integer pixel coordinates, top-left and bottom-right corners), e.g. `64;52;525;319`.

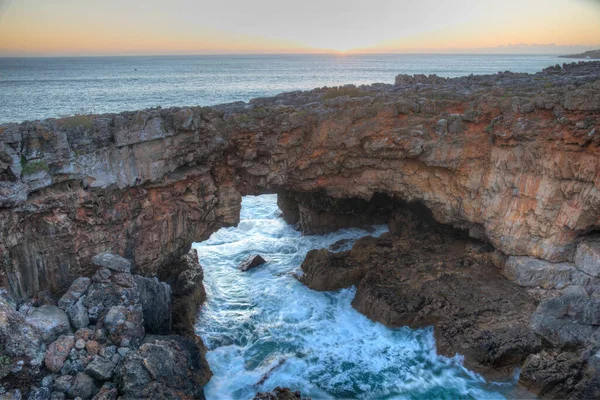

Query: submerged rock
239;255;267;272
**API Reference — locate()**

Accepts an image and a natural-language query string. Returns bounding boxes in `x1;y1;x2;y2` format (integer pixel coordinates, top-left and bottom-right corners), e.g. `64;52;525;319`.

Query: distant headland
560;49;600;59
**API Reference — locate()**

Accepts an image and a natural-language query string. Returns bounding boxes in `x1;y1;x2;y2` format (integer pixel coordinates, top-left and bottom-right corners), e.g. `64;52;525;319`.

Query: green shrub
323;86;370;100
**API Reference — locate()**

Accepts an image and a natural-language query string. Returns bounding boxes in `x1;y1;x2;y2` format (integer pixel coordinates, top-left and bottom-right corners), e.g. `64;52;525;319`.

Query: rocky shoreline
1;61;600;398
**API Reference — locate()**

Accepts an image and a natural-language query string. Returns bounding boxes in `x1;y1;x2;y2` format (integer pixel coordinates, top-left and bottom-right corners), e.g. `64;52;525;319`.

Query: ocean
0;54;567;124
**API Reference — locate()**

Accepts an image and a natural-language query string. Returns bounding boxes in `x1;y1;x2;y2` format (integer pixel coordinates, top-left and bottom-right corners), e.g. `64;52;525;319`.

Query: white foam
194;194;515;399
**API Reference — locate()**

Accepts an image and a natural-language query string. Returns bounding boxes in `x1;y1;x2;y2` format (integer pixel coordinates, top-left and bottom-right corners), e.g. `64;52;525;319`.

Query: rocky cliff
1;61;600;397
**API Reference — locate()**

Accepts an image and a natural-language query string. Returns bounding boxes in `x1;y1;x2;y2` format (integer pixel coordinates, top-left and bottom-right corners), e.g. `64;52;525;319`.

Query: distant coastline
560;49;600;59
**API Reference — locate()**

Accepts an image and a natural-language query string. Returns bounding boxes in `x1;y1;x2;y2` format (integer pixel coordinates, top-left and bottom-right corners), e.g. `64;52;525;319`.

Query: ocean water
194;195;522;400
0;54;567;124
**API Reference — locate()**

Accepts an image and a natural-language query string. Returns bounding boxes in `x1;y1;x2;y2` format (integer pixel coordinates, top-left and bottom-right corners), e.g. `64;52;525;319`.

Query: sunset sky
0;0;599;56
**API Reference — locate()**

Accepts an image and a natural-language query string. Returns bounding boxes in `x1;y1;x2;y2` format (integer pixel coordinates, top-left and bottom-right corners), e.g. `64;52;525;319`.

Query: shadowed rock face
1;62;600;301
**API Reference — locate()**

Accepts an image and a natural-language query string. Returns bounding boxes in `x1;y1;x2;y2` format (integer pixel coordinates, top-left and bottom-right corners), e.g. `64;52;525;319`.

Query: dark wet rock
68;372;100;400
45;335;75;373
134;276;172;334
58;278;91;310
91;254;131;273
24;305;71;344
300;245;370;291
254;387;303;400
117;336;210;399
102;305;144;347
157;249;207;335
519;350;585;399
328;238;352;251
301;230;541;377
239;255;267;272
84;357;115;381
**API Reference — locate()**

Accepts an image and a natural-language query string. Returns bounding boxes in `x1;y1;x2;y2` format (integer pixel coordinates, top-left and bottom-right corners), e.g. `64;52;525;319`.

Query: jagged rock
91;268;112;284
519;351;584;399
102;305;144;347
66;297;89;329
45;335;75;373
110;273;135;288
24;305;71;343
239;255;267;272
91;254;131;273
53;375;73;393
84;282;139;324
91;383;118;400
68;372;100;400
304;231;541;377
134;276;172;334
300;247;368;291
84;357;116;381
58;278;91;310
530;293;600;348
503;256;592;290
575;238;600;278
157;250;207;335
117;336;210;399
254;387;303;400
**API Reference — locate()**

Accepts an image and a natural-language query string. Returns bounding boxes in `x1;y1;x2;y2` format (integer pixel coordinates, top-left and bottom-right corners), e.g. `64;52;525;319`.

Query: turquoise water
194;195;520;399
0;54;567;124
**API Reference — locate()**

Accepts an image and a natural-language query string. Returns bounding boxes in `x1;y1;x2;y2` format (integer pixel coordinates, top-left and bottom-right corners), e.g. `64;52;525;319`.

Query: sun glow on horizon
0;0;598;56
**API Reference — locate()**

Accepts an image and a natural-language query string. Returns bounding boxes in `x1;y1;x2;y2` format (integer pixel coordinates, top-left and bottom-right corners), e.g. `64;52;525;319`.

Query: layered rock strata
1;61;600;397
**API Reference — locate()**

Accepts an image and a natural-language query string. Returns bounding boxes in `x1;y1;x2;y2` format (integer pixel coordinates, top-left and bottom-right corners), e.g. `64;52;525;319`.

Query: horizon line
1;50;598;59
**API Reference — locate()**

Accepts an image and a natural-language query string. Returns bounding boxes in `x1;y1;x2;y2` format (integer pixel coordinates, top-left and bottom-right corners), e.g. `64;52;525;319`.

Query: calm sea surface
0;54;566;124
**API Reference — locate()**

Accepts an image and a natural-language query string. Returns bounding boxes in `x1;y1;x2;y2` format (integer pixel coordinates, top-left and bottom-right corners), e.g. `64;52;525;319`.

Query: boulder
102;305;145;347
68;372;100;400
519;351;584;399
25;305;71;343
58;277;91;310
66;297;90;329
134;275;172;334
575;239;600;278
45;335;75;373
85;357;116;381
91;254;131;273
239;255;266;272
84;282;139;324
117;335;210;399
300;248;367;291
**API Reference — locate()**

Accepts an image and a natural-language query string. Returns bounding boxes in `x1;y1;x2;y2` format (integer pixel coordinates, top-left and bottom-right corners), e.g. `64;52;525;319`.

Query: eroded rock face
1;62;600;303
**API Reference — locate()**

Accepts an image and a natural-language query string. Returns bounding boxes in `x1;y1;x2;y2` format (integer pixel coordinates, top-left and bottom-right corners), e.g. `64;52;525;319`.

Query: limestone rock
575;239;600;278
91;254;131;273
25;305;71;343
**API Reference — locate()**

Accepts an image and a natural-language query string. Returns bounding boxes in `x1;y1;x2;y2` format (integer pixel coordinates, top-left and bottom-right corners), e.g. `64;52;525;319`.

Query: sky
0;0;599;56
